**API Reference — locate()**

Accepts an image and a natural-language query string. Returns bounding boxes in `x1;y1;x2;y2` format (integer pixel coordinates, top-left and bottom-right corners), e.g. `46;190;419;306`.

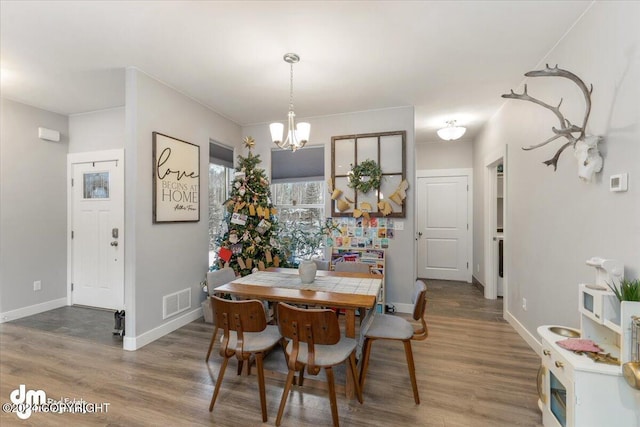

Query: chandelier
437;120;466;141
270;53;310;151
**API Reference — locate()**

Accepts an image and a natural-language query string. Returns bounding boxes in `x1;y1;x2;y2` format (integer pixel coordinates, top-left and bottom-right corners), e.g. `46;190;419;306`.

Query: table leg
345;308;356;399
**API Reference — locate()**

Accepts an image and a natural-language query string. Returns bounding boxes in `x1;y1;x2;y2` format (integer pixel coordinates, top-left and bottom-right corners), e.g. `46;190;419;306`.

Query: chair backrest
313;259;330;271
411;280;429;340
212;296;267;334
411;280;428;320
334;262;370;274
277;303;341;345
207;267;237;296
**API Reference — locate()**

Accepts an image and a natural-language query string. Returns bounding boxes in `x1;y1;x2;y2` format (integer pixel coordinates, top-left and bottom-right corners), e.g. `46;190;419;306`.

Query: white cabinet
538;301;640;427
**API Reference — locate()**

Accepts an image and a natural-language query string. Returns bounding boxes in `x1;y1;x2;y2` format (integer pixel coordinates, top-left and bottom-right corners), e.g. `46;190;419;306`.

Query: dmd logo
9;384;46;420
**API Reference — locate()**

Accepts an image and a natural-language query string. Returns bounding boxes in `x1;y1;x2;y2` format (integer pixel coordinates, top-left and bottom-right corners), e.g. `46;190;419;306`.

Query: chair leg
205;326;218;362
325;367;340;427
359;338;373;390
403;340;420;404
276;369;296;426
297;365;305;387
256;353;268;422
209;356;229;411
348;351;363;404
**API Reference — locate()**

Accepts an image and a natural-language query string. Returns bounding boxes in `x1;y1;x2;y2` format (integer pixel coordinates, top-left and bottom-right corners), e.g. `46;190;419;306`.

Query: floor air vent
163;288;191;319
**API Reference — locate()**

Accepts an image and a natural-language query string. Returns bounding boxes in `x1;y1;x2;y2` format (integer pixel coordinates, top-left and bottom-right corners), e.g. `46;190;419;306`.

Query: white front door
71;158;124;309
417;175;469;281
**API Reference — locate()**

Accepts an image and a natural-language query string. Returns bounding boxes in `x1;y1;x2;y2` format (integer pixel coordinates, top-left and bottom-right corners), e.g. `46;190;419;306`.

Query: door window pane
83;172;109;199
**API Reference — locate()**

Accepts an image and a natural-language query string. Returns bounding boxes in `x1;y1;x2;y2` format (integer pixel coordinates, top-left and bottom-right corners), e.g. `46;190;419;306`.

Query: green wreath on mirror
348;159;382;194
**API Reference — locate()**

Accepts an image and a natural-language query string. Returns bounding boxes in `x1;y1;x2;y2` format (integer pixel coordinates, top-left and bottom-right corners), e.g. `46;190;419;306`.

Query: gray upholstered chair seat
285;337;357;367
363;313;414;340
223;324;281;352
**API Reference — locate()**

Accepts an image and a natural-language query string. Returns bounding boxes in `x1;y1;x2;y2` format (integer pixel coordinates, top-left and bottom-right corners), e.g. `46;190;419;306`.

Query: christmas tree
215;136;287;276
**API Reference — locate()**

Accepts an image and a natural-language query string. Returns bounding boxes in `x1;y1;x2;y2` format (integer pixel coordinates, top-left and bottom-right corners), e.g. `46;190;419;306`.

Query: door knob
418;232;423;237
110;241;118;247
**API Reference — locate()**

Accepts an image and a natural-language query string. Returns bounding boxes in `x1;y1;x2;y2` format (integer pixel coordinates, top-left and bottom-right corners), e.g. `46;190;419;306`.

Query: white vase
298;259;317;284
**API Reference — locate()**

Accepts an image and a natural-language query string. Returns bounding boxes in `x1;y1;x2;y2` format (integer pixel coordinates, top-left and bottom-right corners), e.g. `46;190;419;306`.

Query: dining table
213;267;382;398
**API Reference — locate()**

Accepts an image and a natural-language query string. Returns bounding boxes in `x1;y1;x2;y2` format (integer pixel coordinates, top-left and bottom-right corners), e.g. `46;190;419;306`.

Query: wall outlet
522;297;527;311
33;280;42;291
476;264;480;273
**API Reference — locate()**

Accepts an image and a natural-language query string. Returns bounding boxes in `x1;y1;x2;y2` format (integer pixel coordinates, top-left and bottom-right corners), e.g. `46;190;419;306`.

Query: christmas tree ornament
239;187;246;196
229;232;239;244
243;136;256;150
258;261;266;270
237;257;247;269
249;204;256;216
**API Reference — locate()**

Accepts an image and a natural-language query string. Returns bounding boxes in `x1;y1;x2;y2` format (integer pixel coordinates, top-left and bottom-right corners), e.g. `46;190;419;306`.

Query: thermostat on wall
609;173;628;192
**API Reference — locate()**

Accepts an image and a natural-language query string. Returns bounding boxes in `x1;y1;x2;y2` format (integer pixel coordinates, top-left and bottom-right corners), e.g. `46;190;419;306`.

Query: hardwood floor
0;280;542;426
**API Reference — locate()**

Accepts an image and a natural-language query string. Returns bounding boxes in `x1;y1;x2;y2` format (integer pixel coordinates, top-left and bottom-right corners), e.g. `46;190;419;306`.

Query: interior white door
417;175;469;281
71;160;124;309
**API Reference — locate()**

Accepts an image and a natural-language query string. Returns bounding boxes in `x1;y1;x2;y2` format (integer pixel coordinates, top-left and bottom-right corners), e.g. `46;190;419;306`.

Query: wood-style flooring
0;279;542;426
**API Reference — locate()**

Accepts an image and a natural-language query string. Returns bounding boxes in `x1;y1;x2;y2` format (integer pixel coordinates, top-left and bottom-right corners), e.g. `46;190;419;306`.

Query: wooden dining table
213;267;382;398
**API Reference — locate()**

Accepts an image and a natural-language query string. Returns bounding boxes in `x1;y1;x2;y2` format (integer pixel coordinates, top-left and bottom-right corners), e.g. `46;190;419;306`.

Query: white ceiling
0;1;593;143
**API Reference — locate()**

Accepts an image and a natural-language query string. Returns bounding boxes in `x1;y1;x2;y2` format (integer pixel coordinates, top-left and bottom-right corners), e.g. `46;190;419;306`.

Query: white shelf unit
538;296;640;427
330;247;385;313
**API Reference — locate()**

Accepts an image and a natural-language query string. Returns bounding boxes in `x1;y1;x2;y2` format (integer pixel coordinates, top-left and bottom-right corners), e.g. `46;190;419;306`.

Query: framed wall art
331;130;406;218
152;132;200;223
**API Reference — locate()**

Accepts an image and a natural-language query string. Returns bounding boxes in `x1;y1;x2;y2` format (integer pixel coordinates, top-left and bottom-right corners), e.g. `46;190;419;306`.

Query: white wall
69;107;125;153
0;99;69;317
473;2;640;336
416;140;473;170
124;68;240;347
243;106;416;307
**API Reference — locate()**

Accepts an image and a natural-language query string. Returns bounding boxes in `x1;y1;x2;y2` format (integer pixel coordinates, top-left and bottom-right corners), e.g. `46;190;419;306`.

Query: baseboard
472;275;485;292
0;297;67;323
504;309;541;355
123;305;203;351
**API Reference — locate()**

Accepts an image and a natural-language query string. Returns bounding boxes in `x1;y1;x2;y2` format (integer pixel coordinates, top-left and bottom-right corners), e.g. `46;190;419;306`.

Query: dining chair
205;267;237;362
333;261;370;273
359;279;428;404
208;296;281;422
276;302;363;427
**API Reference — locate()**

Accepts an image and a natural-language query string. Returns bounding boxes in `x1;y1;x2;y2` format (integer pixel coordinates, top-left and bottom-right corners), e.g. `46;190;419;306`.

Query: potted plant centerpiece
279;218;337;284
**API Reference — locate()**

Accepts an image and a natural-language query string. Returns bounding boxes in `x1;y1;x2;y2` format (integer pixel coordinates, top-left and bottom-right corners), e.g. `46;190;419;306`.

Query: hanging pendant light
437;120;466;141
270;53;310;152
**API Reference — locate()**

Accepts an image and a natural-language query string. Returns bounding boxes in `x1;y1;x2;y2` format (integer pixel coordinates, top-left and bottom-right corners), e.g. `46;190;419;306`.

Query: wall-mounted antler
502;64;599;173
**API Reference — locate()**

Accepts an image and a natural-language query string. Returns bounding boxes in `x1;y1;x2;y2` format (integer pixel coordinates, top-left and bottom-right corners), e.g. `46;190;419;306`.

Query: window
271;181;325;258
270;146;326;259
208;141;234;263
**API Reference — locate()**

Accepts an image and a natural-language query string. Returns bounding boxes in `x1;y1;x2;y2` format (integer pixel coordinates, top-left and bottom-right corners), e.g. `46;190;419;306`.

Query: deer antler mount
502;65;603;181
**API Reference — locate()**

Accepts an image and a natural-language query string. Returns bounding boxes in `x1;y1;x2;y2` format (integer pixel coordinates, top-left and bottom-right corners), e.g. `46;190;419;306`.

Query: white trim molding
0;297;67;323
123;306;203;351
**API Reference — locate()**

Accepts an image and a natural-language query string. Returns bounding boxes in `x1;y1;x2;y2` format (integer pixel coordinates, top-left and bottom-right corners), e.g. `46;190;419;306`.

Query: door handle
110;241;118;247
418;232;423;237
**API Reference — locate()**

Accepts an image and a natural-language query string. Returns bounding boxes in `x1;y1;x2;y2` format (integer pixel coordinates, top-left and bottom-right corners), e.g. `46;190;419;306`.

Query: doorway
67;149;124;310
416;169;472;282
483;147;507;304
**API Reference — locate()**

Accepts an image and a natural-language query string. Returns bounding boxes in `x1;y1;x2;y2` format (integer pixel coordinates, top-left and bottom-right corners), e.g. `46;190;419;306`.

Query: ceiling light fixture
437;120;466;141
270;53;310;152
